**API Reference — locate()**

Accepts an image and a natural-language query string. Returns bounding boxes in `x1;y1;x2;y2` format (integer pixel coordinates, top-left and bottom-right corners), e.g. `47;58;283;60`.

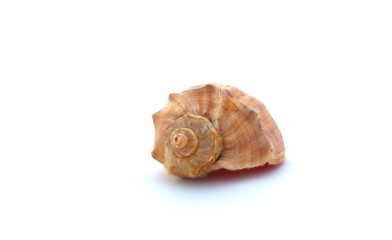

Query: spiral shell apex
152;84;285;178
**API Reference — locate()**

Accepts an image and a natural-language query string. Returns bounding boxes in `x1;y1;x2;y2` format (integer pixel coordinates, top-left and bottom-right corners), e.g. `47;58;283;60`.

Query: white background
1;1;391;239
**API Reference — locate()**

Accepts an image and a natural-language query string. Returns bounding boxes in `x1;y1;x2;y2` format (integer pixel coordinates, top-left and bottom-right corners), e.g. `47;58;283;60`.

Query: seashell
151;84;285;178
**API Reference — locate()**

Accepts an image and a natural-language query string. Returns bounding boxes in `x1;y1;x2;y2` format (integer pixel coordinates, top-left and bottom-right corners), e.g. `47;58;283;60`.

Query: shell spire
152;84;285;178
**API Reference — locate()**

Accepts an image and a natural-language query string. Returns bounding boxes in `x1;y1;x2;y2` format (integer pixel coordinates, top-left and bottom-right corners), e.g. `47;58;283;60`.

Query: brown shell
152;84;285;178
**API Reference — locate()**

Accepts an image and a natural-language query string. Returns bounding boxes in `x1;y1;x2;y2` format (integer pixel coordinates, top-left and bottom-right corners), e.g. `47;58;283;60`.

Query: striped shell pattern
152;84;285;178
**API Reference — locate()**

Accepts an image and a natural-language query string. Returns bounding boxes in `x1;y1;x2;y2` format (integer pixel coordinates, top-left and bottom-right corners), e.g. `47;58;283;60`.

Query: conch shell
152;84;285;178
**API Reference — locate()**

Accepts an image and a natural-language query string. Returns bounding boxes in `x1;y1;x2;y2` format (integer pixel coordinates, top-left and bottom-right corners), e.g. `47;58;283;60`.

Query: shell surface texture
152;84;285;178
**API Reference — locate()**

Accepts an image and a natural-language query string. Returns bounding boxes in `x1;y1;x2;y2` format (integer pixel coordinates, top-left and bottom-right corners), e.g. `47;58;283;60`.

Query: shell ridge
211;85;223;128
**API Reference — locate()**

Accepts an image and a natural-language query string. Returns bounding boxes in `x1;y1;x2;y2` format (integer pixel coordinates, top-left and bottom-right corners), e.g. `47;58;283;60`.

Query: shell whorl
169;128;198;157
164;114;222;178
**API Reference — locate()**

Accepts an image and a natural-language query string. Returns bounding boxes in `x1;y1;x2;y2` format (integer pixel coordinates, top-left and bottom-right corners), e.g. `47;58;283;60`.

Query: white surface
1;1;392;239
